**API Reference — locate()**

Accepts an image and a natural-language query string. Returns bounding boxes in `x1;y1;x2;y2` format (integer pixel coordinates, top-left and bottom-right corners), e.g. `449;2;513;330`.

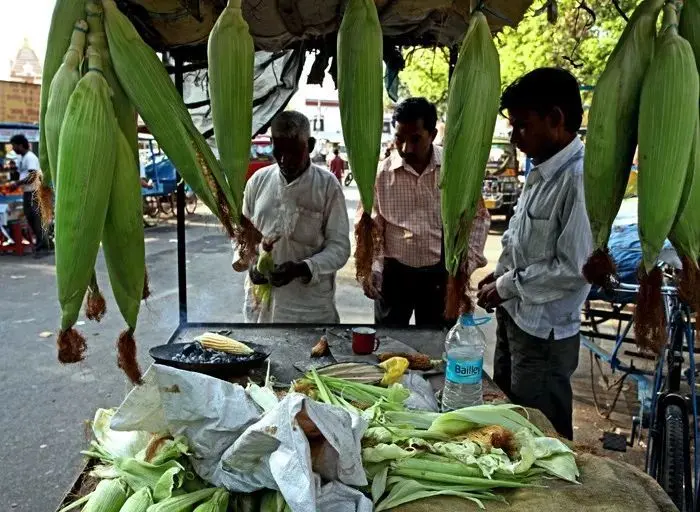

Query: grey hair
271;110;311;141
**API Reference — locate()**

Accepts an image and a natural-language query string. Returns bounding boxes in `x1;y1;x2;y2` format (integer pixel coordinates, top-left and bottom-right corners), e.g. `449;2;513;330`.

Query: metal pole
448;45;458;85
174;56;188;326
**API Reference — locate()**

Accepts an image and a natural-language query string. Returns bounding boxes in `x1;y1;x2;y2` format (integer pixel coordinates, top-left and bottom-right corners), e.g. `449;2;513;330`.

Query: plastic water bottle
441;313;489;411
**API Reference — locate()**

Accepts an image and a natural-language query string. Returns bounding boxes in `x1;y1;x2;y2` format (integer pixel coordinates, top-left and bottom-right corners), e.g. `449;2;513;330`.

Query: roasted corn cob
208;0;254;211
55;46;117;364
441;11;500;317
39;0;87;187
377;352;435;371
582;0;663;287
101;0;239;236
196;332;254;355
337;0;384;282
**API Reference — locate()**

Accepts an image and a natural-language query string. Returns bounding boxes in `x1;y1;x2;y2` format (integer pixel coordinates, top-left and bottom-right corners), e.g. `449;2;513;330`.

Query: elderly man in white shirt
235;111;351;323
477;68;593;441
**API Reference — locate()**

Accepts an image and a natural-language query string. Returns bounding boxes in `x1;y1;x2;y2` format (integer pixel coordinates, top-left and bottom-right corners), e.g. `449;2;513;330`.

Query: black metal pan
149;342;271;379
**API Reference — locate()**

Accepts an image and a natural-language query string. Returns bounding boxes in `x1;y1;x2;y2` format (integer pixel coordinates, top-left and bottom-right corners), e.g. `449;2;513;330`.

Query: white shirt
18;150;40;193
237;163;351;323
494;137;592;340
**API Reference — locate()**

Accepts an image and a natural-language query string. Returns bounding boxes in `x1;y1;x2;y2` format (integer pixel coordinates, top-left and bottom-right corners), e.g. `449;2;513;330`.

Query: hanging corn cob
441;11;500;318
582;0;663;289
102;128;146;384
337;0;384;283
42;19;88;224
680;0;700;69
101;0;239;238
86;1;138;164
670;120;700;313
635;2;699;352
39;0;87;189
55;46;117;364
208;0;261;269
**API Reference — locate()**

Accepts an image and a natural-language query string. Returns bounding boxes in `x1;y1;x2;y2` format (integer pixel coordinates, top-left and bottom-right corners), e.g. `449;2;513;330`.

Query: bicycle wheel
659;404;686;510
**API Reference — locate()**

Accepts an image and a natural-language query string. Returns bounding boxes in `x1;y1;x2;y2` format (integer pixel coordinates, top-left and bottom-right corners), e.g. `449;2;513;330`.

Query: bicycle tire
659;404;686;510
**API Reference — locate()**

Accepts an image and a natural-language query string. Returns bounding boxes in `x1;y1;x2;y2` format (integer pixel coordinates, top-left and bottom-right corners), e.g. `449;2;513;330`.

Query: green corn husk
680;0;700;70
208;0;254;213
146;488;218;512
120;487;154;512
337;0;383;282
582;0;663;287
40;0;87;186
103;127;146;384
55;46;117;364
193;488;230;512
637;3;699;273
82;479;128;512
101;0;240;237
441;11;500;317
86;0;139;164
44;19;88;190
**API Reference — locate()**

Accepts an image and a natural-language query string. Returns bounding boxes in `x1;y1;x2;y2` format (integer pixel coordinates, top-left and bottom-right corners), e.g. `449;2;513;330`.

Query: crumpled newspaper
111;364;371;512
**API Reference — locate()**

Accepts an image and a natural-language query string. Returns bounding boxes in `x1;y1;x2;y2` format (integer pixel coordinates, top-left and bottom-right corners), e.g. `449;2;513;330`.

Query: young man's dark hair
392;97;438;133
333;148;339;156
500;68;583;134
10;134;29;150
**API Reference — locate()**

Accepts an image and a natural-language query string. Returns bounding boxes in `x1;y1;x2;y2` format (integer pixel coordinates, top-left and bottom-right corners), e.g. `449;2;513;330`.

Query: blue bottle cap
459;313;491;327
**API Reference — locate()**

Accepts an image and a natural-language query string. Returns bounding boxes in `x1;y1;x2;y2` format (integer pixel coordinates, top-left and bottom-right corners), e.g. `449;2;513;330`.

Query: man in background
329;148;345;183
361;97;490;327
477;68;592;440
236;111;351;323
10;134;47;256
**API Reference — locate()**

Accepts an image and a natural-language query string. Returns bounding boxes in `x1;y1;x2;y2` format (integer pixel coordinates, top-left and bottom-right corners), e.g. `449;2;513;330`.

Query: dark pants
493;307;580;440
23;191;45;250
374;258;450;328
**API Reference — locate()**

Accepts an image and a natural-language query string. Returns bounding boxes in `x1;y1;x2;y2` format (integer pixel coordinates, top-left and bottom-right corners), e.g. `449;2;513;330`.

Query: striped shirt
495;137;592;339
367;144;490;276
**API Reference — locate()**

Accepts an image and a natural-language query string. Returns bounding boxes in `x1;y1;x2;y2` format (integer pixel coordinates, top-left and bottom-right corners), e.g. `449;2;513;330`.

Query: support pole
174;56;188;326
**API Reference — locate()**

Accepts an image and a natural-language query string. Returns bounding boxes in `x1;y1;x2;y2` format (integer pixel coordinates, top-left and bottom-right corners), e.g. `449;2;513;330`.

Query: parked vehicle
481;137;522;219
246;135;275;181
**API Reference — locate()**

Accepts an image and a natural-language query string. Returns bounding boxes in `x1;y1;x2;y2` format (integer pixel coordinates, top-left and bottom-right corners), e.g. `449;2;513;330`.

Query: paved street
0;179;644;511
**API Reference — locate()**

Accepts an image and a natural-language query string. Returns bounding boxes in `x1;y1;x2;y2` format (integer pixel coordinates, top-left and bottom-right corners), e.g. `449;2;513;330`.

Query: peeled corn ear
441;11;500;316
40;0;89;186
196;332;254;355
55;46;118;362
637;3;699;273
101;0;240;236
208;0;254;212
583;0;662;285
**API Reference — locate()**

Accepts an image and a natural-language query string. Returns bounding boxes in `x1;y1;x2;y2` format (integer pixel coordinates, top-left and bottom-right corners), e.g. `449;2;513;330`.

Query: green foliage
398;48;450;115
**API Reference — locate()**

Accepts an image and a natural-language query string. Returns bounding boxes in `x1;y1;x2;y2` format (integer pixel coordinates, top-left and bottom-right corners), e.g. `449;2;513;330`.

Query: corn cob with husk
582;0;663;289
635;2;699;353
42;19;88;224
86;1;138;163
101;0;239;237
208;0;261;269
337;0;384;284
39;0;87;189
102;128;146;384
441;11;500;319
680;0;700;69
120;487;153;512
670;120;700;313
55;46;117;364
82;479;128;512
193;488;230;512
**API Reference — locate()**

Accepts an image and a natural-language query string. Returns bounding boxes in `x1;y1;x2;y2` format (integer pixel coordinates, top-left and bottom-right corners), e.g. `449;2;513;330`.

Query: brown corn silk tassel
85;273;107;321
37;183;55;227
445;268;472;321
142;268;151;300
117;330;142;385
233;215;263;272
57;328;87;363
634;266;666;354
582;247;618;290
354;211;378;283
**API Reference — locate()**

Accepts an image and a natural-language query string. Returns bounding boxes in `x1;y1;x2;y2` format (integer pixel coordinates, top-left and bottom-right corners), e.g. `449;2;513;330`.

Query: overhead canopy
116;0;535;60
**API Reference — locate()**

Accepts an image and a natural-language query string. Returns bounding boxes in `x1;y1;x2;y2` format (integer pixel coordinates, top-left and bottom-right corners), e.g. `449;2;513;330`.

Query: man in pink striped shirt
359;98;490;326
